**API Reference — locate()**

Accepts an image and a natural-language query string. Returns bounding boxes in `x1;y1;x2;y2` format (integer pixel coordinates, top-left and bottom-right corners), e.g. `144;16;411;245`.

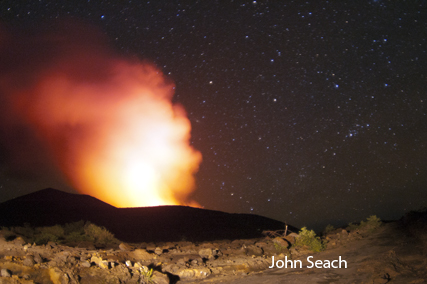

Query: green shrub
140;267;154;284
64;221;85;235
360;215;382;232
346;222;359;232
323;224;335;235
293;227;324;252
347;215;382;233
84;222;118;245
65;231;92;243
11;224;35;240
274;242;287;252
1;227;15;240
34;233;58;245
36;225;64;239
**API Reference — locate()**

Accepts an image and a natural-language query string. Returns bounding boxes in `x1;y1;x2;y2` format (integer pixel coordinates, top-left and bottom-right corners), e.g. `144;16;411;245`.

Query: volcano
0;188;294;243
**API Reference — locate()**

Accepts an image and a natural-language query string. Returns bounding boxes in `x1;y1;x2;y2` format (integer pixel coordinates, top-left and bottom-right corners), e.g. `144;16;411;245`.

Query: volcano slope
0;188;292;243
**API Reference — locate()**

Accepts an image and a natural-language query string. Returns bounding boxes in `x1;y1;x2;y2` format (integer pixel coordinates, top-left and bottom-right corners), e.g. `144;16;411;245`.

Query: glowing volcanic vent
0;23;202;207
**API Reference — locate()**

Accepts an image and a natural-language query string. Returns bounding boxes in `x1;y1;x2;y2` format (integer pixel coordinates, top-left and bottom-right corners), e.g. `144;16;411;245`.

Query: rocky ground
0;219;427;283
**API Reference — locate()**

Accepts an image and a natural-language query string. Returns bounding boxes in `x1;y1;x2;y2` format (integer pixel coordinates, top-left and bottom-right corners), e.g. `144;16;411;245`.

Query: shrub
346;222;359;232
34;233;58;245
64;220;85;235
65;231;91;243
274;242;287;253
293;227;324;252
360;215;382;232
323;224;335;235
140;267;154;284
347;216;382;233
36;225;64;239
11;223;35;240
84;222;118;245
1;227;16;240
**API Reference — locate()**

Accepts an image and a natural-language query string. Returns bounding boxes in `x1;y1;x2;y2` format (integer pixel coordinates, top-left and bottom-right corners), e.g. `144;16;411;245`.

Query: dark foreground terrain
0;214;427;283
0;188;293;243
0;189;426;283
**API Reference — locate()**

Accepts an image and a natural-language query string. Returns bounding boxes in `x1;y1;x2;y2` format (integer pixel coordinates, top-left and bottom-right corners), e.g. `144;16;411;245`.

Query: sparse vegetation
293;227;325;252
360;215;382;232
323;224;335;235
140;267;154;284
1;221;118;245
274;242;287;253
346;222;359;232
346;215;382;233
84;222;118;245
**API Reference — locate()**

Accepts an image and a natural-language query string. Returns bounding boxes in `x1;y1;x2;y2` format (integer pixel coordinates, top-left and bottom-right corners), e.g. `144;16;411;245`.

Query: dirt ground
185;222;427;284
1;221;427;283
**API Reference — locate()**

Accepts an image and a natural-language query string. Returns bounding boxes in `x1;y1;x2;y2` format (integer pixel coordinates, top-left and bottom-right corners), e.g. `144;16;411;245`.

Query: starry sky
0;0;426;232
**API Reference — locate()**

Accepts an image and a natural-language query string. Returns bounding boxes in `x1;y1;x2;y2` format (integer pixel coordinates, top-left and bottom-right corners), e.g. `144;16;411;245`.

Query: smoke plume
0;22;202;207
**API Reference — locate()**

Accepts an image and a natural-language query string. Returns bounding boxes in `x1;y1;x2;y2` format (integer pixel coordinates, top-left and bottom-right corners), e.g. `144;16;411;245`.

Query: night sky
0;1;426;232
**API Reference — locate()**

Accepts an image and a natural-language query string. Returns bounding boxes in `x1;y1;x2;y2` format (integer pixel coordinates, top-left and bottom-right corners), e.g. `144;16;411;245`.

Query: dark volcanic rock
0;188;294;243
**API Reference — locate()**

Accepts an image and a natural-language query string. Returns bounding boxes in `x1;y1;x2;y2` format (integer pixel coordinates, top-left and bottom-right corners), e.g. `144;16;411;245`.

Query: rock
131;248;153;261
119;243;133;251
13;236;26;246
155;247;163;255
284;233;299;245
177;256;189;266
91;255;110;269
33;252;44;264
245;244;263;257
178;268;211;279
152;270;170;284
99;260;109;269
255;241;277;256
199;248;213;259
54;251;70;264
125;260;133;267
81;261;91;268
48;267;70;284
110;264;132;282
273;237;290;249
1;268;11;277
23;255;36;267
47;241;57;248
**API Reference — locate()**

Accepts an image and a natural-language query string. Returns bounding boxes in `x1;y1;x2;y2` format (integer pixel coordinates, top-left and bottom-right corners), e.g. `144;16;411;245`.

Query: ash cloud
0;21;202;206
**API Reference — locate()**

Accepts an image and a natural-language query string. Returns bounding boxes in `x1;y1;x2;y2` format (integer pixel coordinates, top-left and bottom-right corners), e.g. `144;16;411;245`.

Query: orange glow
0;23;202;207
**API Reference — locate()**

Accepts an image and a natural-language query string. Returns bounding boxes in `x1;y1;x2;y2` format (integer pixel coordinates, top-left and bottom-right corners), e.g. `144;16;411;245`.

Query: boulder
1;268;11;277
199;248;214;259
48;267;70;284
155;247;163;255
23;255;36;267
178;268;211;279
273;237;290;249
152;270;170;284
119;243;134;251
14;236;26;246
255;241;277;256
131;249;153;261
91;255;109;269
284;233;299;245
80;261;91;268
33;252;44;264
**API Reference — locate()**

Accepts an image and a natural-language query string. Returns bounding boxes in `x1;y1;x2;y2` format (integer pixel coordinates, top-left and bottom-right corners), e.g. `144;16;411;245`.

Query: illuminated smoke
0;22;202;207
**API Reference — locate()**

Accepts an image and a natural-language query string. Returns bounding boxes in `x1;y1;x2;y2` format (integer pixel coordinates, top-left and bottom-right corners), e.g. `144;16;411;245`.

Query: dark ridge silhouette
0;188;296;242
